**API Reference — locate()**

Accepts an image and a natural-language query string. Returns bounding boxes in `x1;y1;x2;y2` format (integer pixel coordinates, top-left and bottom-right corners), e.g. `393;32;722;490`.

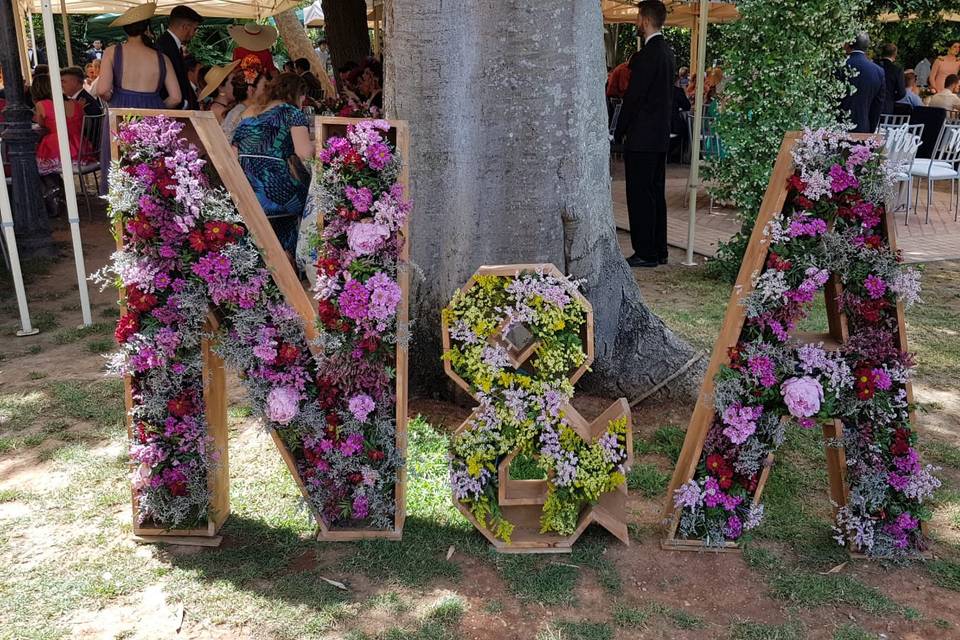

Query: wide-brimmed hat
197;60;241;102
110;2;156;27
228;23;278;51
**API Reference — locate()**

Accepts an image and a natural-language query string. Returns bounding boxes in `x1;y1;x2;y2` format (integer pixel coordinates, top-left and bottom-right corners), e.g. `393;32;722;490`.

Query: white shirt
915;58;932;87
928;88;960;111
67;89;83;100
644;31;662;45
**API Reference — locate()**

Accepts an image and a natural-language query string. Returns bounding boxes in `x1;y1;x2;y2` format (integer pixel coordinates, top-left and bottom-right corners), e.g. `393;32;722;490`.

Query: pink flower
367;272;402;321
348;393;375;422
344;185;374;213
347;222;390;256
864;275;887;299
338;279;370;322
780;376;823;418
365;142;393;170
266;386;300;425
829;164;859;193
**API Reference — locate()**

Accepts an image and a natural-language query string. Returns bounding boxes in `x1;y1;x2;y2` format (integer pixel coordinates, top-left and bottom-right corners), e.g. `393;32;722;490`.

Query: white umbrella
303;0;323;27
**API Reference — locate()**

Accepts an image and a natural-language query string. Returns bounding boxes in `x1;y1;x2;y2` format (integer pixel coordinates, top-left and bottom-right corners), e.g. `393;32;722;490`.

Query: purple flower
674;480;703;508
829;163;859;193
780;377;824;419
265;386;300;425
366;272;402;321
338;279;370;322
365;142;393;170
348;393;376;422
724;515;743;539
340;432;365;456
703;476;723;508
872;368;892;391
748;354;777;388
721;403;763;445
864;275;887;299
344;185;374;213
352;493;369;519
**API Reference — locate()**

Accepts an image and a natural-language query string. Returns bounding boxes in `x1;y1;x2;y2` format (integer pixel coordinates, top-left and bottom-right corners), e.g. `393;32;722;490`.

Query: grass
51;322;113;345
923;440;960;469
570;535;621;593
633;425;685;462
540;621;612;640
611;602;704;631
493;554;579;605
832;623;878;640
730;620;804;640
626;462;670;498
928;560;960;592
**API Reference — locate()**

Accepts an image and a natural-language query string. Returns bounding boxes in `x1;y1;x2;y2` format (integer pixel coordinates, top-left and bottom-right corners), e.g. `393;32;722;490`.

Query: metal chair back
877;113;910;130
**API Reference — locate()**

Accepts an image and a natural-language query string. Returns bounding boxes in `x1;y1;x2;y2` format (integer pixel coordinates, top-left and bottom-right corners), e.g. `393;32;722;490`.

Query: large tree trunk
385;1;704;402
275;10;335;95
321;0;372;72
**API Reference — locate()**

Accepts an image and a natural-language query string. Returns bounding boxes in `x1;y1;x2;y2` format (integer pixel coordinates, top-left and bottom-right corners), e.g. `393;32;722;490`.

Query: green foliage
706;0;865;280
492;555;579;605
833;623;878;640
626;463;670;498
928;560;960;592
731;620;805;640
542;621;613;640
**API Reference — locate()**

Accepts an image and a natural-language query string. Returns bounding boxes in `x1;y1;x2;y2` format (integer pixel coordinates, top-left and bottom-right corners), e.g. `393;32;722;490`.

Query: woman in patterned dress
231;73;312;256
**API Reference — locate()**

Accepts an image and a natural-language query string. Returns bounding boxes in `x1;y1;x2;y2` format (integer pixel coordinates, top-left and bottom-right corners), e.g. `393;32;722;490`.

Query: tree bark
274;9;335;95
385;1;704;402
321;0;372;72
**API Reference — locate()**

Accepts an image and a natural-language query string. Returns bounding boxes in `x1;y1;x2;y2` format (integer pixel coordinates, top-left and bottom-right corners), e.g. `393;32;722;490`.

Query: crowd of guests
842;34;960;133
8;2;383;262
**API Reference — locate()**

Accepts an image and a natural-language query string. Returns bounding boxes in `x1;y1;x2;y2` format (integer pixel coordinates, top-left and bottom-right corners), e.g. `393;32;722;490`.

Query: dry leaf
319;576;348;590
821;562;847;575
175;604;185;633
446;545;455;560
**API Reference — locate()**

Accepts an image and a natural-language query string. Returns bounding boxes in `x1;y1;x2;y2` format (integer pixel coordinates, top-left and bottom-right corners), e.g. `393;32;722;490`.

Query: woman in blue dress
95;3;182;193
231;73;312;256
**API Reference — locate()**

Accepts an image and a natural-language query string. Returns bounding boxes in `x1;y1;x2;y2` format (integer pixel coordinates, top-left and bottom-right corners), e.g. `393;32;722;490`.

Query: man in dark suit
615;0;676;268
840;33;886;133
156;6;203;109
294;58;325;101
878;43;906;114
60;66;102;118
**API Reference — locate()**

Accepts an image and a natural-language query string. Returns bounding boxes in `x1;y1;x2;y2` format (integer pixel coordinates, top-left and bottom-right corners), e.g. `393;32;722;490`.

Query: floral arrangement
319;95;380;118
239;54;265;84
99;115;407;531
305;119;410;526
444;269;630;542
673;129;938;558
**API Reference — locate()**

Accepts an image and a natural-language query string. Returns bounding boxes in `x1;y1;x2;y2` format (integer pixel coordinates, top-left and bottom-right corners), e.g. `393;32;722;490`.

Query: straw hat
228;23;278;51
110;2;156;27
198;60;241;102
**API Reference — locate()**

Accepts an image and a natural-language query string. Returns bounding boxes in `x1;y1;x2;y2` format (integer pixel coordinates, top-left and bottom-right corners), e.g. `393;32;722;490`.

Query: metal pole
59;0;73;66
684;0;710;267
40;0;92;326
0;148;38;335
0;0;54;258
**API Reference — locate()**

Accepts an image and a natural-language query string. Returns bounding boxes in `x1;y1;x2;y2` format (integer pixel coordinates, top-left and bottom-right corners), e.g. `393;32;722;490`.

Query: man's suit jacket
878;58;906;114
156;31;196;109
67;88;103;118
841;52;886;133
301;71;324;101
615;34;676;153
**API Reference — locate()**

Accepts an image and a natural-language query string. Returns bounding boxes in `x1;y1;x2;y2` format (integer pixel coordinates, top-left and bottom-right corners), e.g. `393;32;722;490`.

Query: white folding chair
910;122;960;222
883;125;923;224
876;113;910;131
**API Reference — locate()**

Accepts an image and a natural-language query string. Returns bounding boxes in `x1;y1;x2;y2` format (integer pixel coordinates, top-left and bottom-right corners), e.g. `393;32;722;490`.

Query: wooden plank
662;133;800;528
203;320;230;535
132;535;224;547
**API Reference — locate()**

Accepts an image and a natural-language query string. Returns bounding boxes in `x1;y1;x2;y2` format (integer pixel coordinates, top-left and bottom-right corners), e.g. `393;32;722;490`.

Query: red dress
35;98;86;175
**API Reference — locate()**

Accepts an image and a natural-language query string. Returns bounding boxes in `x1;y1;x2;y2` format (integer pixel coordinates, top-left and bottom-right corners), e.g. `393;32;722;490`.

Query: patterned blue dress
232;103;311;253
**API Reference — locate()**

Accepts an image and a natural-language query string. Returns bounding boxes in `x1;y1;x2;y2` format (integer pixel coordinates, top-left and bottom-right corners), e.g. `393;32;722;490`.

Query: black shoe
627;255;659;268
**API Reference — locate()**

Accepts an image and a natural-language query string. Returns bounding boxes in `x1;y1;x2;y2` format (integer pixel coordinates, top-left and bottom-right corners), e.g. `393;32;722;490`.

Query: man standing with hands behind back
156;6;203;109
615;0;675;268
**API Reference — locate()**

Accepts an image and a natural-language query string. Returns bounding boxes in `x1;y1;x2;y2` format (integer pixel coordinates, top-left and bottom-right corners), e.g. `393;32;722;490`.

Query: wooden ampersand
442;264;633;553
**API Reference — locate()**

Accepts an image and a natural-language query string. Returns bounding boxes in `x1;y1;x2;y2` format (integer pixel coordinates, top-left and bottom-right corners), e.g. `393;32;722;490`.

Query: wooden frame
660;132;923;557
112;111;411;543
442;264;631;553
310;116;410;541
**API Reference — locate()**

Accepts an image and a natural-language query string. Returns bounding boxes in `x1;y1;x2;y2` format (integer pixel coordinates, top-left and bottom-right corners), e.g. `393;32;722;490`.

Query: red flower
344;149;365;170
788;174;806;193
794;195;814;210
348;472;363;484
230;224;246;238
766;251;792;272
167;479;188;496
361;335;380;353
718;469;734;489
368;449;385;462
167;394;194;418
338;206;360;221
126;286;158;313
115;313;139;343
706;454;726;474
317;299;342;330
854;367;876;400
276;343;300;366
188;230;207;253
204;221;229;244
864;235;882;250
134;421;149;444
316;257;339;277
125;216;155;240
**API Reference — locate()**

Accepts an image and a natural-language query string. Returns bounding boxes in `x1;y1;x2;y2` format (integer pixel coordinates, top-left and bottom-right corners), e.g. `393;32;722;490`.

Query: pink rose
780;376;823;418
347;222;390;256
266;386;300;425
